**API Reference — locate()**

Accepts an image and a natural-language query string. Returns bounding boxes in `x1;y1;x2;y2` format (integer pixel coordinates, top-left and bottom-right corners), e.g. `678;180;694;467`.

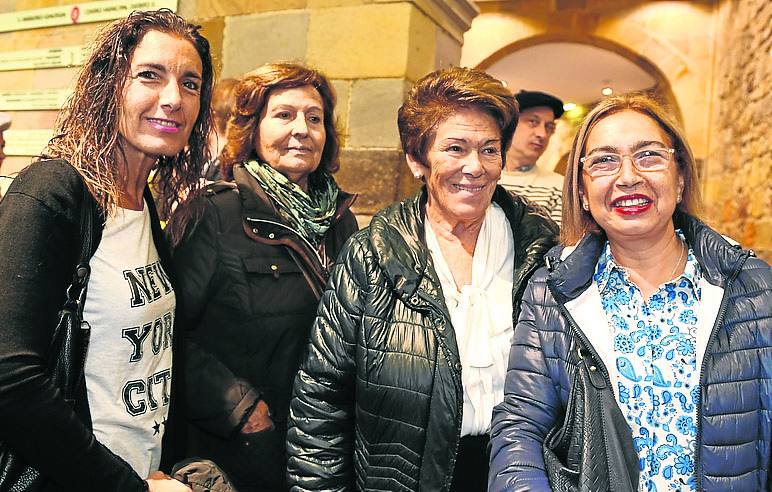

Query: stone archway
472;34;682;176
474;33;682;125
460;2;716;162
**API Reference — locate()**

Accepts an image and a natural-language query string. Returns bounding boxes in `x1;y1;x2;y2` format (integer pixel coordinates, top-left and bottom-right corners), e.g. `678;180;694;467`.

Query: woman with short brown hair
169;62;357;491
219;63;340;181
286;66;557;491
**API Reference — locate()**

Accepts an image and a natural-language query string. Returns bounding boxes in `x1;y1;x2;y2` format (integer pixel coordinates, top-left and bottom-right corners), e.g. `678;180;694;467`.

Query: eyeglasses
580;147;675;177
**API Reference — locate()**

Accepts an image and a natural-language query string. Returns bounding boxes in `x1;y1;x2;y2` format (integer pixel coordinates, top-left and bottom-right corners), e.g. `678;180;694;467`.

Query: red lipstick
611;193;652;216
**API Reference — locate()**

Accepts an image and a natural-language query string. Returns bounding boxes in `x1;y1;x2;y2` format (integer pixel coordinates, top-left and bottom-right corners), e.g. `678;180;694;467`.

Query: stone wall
0;0;478;218
704;0;771;261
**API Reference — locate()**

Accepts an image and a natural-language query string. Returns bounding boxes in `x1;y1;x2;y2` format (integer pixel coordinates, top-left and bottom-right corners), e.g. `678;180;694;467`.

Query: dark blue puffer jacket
489;213;772;492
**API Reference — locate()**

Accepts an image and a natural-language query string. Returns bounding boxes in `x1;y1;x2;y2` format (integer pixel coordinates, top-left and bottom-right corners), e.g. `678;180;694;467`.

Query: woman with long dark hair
0;9;213;491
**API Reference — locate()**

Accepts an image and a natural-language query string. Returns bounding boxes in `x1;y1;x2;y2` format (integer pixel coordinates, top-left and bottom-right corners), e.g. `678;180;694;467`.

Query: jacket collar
546;212;749;305
368;186;428;300
369;185;558;301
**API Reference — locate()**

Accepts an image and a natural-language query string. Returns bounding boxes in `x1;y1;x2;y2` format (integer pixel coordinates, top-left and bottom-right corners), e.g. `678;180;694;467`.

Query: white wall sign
0;89;71;111
0;46;87;72
0;0;178;33
2;129;53;157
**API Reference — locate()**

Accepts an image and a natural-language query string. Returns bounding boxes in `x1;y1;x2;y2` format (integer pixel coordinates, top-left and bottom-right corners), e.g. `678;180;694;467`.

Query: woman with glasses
489;94;771;491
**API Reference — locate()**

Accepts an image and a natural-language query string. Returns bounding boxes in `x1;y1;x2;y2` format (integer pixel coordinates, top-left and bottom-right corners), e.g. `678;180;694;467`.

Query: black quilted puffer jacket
286;187;557;491
489;212;772;492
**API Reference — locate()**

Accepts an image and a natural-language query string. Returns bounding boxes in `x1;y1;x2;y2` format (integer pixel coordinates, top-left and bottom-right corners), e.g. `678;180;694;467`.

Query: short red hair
397;67;518;168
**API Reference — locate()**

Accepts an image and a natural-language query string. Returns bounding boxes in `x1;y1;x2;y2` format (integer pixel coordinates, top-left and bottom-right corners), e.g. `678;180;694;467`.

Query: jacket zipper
409;287;463;492
244;217;327;273
546;280;617;486
415;296;463;492
694;251;750;491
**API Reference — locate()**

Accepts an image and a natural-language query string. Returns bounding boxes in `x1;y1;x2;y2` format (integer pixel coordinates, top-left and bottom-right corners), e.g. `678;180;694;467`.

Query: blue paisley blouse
594;235;702;492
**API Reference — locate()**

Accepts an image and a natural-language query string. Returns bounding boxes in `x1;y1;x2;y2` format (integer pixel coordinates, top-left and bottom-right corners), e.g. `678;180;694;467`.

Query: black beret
515;90;564;119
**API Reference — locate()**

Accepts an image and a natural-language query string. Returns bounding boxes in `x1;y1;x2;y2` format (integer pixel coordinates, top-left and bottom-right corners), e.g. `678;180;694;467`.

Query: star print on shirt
152;418;169;436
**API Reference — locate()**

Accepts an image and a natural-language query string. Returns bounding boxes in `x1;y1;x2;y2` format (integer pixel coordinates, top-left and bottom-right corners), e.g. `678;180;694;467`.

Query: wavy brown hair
561;93;702;245
397;67;518;169
219;63;340;182
41;9;213;218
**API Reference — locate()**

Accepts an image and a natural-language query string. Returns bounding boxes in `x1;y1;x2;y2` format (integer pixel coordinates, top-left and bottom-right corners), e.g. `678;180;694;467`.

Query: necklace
668;239;686;281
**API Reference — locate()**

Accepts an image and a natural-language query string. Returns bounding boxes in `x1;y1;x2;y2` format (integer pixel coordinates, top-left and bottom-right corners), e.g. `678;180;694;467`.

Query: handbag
172;458;237;492
0;190;95;492
542;336;640;492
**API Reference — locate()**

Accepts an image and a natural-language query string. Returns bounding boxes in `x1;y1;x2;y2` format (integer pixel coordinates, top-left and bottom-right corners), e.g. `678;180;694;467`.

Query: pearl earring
414;173;423;180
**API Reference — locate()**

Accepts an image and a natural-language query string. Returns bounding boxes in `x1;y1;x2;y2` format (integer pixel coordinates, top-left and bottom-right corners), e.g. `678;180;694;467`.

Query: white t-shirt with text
83;202;175;476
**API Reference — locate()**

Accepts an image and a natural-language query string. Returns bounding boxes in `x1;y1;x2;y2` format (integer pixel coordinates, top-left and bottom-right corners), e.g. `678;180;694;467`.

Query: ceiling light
601;87;613;96
563;102;576;111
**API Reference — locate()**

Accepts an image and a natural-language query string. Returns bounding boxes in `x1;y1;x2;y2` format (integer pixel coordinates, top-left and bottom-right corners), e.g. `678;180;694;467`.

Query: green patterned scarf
244;159;340;246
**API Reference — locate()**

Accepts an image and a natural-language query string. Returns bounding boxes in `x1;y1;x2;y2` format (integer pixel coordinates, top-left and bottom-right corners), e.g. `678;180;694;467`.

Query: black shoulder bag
0;191;95;491
542;337;640;492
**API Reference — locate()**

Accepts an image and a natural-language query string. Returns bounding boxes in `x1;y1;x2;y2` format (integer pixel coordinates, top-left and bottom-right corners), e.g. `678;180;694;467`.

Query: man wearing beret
499;90;565;226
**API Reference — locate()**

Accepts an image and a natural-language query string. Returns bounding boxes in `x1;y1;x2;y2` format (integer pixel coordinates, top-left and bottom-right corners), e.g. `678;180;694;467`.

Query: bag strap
568;331;608;390
65;184;96;307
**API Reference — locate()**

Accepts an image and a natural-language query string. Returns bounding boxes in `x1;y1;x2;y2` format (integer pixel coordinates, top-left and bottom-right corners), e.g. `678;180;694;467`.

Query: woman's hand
146;471;192;491
241;399;274;434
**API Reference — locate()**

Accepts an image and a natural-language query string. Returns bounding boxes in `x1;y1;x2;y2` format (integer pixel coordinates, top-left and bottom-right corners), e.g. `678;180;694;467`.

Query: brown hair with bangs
561;93;702;245
219;63;339;182
397;67;518;169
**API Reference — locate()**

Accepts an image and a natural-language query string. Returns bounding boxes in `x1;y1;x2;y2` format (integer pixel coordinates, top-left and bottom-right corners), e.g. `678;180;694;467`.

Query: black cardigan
0;160;182;491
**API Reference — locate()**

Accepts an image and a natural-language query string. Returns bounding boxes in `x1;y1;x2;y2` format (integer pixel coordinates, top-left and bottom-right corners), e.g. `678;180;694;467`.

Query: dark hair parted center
43;9;213;219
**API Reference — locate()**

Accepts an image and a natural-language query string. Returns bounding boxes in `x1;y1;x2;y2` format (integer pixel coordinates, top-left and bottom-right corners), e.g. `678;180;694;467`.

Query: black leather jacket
286;187;558;491
489;212;772;491
172;164;357;490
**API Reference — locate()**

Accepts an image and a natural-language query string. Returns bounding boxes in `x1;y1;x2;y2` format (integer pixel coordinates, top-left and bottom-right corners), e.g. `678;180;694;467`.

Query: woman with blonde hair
489;94;771;491
0;9;213;491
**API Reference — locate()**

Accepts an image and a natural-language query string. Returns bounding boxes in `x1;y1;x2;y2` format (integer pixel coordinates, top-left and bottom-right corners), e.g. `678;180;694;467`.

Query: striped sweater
498;165;564;226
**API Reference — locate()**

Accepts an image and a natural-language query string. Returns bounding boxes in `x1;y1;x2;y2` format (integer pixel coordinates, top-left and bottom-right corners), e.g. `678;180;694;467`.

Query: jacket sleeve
172;196;259;438
286;234;367;491
0;172;146;491
489;277;561;492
